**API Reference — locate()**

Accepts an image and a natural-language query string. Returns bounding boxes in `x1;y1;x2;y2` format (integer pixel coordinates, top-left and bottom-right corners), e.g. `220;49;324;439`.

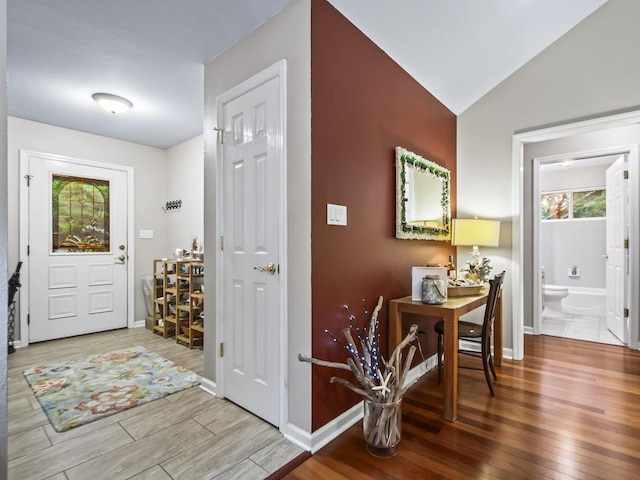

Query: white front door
219;72;282;426
605;155;628;343
24;152;129;343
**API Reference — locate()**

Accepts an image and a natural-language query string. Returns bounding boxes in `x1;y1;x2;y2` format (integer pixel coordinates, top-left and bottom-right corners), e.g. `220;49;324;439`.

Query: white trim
512;110;640;358
19;150;134;347
282;401;363;453
215;60;288;428
132;320;146;328
198;376;218;397
404;355;438;387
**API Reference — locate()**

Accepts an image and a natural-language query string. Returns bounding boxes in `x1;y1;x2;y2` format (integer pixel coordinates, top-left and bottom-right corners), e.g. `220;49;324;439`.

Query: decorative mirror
395;147;451;240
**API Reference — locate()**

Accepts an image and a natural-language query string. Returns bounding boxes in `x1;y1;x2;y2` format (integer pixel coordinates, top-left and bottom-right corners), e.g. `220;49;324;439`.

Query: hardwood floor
7;327;303;480
284;335;640;479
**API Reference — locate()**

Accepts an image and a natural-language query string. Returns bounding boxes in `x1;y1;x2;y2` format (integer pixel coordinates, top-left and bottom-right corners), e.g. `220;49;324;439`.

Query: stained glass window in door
52;174;110;252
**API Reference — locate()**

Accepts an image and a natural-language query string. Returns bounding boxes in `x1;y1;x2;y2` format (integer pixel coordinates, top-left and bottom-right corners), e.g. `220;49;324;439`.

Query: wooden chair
434;271;505;396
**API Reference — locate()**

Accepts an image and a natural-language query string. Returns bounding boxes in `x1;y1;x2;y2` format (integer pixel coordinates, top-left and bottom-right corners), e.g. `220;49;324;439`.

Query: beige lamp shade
451;218;500;247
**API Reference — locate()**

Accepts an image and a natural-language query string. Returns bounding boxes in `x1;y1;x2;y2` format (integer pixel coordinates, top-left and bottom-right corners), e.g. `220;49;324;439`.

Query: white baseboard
133;320;146;328
524;326;535;335
404;354;438;387
282;400;363;453
10;340;25;350
198;376;217;396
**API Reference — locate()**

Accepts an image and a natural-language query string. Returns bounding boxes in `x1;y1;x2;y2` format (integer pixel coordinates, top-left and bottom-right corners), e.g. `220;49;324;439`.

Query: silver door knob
254;263;277;275
115;254;126;263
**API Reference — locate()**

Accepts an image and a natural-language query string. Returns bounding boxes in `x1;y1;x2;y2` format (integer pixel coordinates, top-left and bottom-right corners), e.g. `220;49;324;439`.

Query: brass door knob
254;263;277;275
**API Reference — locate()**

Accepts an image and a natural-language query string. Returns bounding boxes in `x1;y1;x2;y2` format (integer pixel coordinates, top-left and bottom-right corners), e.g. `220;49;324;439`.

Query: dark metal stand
8;261;22;354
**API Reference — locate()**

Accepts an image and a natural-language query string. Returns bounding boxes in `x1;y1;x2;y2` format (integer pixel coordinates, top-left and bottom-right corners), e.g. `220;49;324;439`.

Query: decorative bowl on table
447;283;483;297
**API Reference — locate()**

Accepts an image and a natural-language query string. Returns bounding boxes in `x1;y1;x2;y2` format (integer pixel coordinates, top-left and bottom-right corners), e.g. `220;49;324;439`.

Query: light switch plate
327;203;347;226
139;229;154;239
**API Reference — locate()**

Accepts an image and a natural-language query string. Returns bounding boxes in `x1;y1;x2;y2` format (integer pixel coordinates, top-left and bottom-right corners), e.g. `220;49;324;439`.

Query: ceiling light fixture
557;160;574;168
92;92;133;114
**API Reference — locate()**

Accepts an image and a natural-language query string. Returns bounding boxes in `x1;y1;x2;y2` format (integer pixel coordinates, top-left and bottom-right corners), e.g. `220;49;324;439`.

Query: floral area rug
23;346;200;432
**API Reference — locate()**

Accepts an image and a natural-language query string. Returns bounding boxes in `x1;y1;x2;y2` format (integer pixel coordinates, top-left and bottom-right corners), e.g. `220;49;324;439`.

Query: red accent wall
311;0;458;430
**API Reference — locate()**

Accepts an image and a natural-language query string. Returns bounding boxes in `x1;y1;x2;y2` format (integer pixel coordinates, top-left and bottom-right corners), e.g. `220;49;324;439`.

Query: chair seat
434;320;483;338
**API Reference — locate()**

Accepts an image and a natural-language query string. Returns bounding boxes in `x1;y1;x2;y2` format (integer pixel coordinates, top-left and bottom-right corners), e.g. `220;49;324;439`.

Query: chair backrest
481;271;505;350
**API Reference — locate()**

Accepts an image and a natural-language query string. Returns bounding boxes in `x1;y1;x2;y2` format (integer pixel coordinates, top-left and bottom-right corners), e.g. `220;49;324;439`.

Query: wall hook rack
163;199;182;212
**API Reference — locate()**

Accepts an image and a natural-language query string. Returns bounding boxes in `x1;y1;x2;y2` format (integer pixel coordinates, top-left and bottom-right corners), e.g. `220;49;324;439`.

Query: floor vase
363;399;402;457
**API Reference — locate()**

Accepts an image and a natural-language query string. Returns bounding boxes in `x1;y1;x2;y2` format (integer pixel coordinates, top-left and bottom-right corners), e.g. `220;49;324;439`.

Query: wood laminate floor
285;334;640;479
7;327;303;480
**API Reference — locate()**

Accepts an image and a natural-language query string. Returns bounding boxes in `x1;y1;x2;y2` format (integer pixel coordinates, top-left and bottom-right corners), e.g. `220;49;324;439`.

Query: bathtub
561;286;606;316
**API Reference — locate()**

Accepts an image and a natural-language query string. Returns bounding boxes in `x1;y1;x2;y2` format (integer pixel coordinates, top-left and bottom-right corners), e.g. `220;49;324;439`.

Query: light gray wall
203;0;311;432
1;0;8;476
458;0;640;348
540;164;607;192
539;165;607;288
166;134;204;254
541;219;605;287
8;117;169;330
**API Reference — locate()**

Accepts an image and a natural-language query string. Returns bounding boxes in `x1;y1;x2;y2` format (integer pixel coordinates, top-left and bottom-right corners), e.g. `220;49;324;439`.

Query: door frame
512;111;640;359
531;147;632;339
19;150;135;347
214;60;288;427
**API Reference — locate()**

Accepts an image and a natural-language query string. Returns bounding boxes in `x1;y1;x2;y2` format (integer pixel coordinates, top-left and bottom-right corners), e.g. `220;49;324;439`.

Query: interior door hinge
624;308;629;318
27;313;30;325
624;170;629;179
219;342;224;357
24;174;33;186
624;239;629;249
214;127;224;144
27;245;30;256
219;236;224;251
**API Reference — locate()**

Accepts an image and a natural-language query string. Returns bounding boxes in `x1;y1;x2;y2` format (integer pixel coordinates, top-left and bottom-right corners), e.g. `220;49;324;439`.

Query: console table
389;289;502;422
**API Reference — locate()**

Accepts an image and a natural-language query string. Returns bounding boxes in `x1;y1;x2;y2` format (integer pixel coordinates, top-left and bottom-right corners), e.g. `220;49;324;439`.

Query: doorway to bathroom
533;150;630;346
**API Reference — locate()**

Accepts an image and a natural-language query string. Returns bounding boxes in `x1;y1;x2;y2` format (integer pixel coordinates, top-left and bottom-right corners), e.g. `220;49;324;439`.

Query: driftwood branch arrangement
298;296;420;452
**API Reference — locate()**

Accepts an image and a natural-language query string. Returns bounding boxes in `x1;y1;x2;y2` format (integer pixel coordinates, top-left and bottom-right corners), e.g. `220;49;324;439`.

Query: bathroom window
541;189;605;220
541;192;569;219
573;189;606;218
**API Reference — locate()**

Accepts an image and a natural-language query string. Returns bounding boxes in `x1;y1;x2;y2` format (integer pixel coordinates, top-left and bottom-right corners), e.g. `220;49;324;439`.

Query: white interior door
25;152;129;342
605;155;628;343
221;75;281;425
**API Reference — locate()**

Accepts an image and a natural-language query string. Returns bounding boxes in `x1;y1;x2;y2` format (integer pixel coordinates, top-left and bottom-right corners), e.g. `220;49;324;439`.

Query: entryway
19;150;133;344
512;110;640;359
533;151;630;346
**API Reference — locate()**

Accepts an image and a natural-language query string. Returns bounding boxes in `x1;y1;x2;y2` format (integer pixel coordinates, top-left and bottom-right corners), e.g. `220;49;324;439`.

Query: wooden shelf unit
152;259;204;349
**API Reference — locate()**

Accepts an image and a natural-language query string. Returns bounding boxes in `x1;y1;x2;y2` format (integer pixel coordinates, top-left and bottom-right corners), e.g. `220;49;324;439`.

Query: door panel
27;154;129;342
222;76;280;426
605;155;628;343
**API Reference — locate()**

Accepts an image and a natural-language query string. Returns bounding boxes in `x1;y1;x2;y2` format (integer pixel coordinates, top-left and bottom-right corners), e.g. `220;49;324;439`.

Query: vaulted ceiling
7;0;607;149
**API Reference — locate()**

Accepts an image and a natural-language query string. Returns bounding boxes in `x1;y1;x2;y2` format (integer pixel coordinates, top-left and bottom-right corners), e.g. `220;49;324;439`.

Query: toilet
543;285;569;318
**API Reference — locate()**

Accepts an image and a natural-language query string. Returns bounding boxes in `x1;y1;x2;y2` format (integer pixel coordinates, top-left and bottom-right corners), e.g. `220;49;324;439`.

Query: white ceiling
7;0;607;149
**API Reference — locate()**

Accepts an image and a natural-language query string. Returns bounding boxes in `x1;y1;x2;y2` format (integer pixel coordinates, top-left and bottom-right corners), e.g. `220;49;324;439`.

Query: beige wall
458;0;640;350
8;117;169;329
166;134;204;253
203;0;311;433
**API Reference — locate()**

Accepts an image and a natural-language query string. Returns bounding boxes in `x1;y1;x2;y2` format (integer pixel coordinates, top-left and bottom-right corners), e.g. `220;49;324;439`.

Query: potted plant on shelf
298;297;420;457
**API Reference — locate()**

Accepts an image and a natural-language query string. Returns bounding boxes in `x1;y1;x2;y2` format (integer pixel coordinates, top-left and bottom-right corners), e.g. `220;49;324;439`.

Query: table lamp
451;218;500;283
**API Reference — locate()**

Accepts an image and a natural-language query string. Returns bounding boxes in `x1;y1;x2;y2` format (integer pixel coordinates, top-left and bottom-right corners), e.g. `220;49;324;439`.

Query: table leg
494;291;503;366
442;311;458;422
388;301;402;355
